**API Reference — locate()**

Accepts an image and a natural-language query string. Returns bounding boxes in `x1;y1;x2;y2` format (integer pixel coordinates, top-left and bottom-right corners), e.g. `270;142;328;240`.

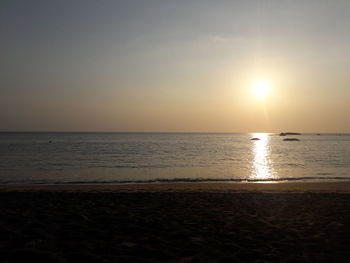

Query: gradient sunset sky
1;0;349;133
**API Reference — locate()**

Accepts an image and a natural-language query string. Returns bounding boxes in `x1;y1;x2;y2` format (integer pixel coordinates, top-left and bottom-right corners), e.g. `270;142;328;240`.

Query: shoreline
1;181;350;193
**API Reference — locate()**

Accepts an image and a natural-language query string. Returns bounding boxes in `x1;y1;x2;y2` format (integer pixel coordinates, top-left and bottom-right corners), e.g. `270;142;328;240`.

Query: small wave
2;176;349;185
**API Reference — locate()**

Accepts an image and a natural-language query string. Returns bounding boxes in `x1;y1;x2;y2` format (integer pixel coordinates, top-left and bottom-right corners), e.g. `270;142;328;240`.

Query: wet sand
1;182;350;262
1;181;350;193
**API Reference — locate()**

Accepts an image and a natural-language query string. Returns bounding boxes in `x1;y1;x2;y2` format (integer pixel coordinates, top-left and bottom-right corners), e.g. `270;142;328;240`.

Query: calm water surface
0;132;349;184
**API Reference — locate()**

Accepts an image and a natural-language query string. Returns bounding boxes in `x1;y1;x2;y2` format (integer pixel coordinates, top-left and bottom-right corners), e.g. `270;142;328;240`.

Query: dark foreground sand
0;182;350;262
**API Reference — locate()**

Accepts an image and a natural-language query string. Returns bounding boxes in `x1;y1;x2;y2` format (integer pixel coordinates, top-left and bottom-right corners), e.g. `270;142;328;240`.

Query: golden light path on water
250;133;277;181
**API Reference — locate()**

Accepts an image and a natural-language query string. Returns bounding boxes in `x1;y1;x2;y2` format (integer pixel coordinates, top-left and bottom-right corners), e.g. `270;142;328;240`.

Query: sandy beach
1;182;350;262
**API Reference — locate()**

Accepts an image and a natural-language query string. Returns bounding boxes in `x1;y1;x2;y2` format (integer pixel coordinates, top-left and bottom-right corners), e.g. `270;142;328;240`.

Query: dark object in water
317;133;321;135
280;132;301;136
251;138;260;141
49;141;52;143
283;138;300;141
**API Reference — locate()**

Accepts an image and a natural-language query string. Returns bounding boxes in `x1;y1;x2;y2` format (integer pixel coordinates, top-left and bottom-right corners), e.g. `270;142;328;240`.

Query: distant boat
280;132;301;136
251;138;260;141
283;138;300;141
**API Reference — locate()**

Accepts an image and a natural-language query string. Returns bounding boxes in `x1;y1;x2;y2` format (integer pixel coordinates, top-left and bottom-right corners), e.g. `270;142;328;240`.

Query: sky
1;0;350;133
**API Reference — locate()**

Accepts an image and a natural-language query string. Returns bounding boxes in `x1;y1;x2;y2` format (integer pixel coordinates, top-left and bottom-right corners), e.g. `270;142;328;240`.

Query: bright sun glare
252;80;271;99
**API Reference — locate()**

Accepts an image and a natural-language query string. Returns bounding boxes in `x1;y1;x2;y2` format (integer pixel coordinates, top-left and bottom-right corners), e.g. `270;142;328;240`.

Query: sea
0;132;349;184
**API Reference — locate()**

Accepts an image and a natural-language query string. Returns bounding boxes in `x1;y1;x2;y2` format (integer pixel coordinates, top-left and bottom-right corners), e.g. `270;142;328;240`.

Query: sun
252;80;271;99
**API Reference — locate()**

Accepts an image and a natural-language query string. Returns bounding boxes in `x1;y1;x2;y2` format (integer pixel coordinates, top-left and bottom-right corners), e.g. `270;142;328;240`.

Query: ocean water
0;132;349;184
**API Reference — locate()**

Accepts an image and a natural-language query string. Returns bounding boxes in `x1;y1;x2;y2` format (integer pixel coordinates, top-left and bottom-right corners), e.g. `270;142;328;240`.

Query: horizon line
1;131;349;134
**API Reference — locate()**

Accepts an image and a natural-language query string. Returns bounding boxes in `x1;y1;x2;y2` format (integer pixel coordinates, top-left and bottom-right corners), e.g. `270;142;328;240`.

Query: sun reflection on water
250;133;276;180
